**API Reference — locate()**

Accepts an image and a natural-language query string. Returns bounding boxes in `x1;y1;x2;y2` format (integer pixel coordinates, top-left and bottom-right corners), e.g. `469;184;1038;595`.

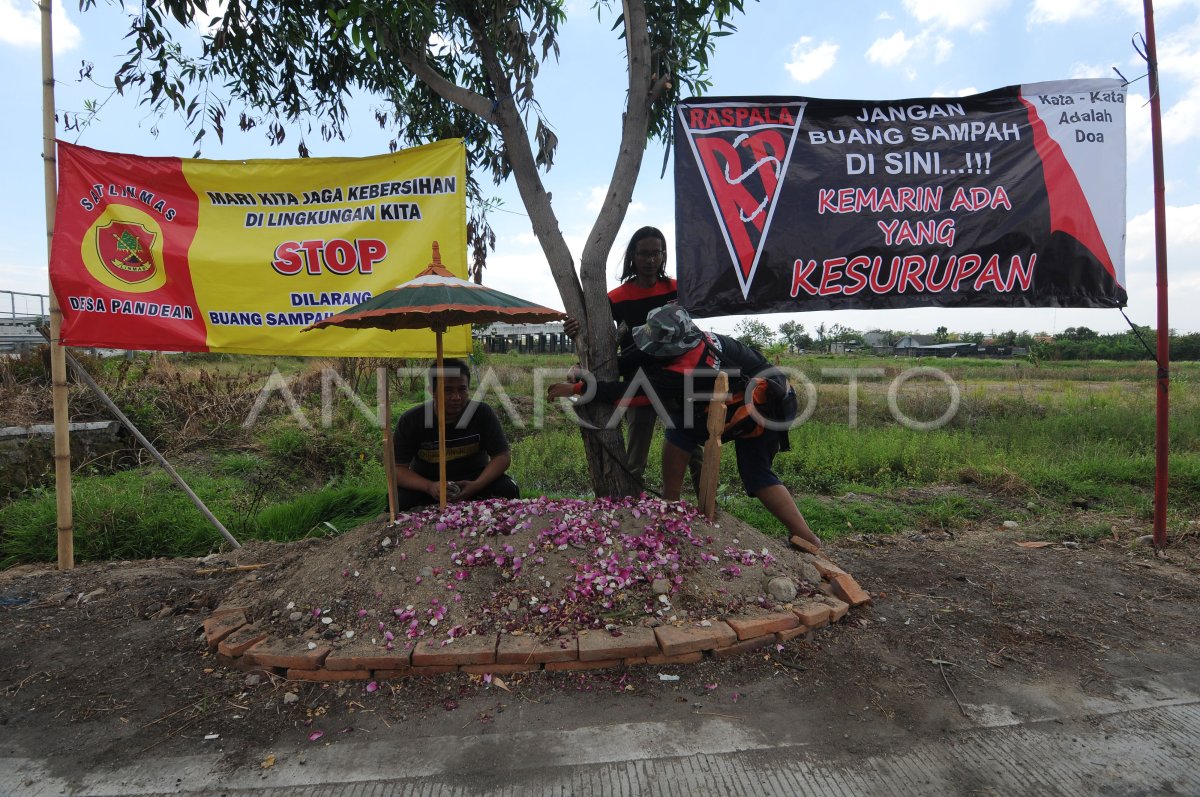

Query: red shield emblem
679;102;806;298
95;221;158;284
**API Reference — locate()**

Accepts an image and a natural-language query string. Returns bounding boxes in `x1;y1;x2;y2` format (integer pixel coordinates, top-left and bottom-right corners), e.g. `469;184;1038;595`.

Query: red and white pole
1142;0;1170;549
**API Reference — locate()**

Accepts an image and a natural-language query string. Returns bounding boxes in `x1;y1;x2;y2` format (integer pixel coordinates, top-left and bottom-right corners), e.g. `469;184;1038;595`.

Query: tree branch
572;0;655;355
371;24;494;120
465;14;586;324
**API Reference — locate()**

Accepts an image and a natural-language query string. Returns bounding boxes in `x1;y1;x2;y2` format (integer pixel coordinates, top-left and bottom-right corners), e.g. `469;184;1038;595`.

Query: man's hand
547;382;577;400
563;316;581;337
448;480;473;502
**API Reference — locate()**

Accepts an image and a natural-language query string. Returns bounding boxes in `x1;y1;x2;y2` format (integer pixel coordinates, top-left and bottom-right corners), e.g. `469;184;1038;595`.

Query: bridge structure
0;290;49;355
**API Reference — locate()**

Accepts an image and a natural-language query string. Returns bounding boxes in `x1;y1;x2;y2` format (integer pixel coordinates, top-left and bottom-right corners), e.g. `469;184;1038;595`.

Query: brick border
205;551;870;681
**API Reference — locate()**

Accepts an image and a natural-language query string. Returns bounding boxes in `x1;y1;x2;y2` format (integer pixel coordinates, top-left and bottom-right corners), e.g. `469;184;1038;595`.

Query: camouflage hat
632;304;703;358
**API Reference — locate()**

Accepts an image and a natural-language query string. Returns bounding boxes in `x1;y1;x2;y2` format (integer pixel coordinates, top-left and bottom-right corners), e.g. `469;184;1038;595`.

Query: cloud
877;11;894;20
865;29;953;71
930;86;979;97
192;0;230;33
1157;17;1200;146
1028;0;1097;25
933;36;954;62
785;36;838;83
1127;203;1200;260
866;31;915;67
586;186;606;212
1028;0;1196;25
0;0;82;52
1067;62;1112;80
902;0;1009;32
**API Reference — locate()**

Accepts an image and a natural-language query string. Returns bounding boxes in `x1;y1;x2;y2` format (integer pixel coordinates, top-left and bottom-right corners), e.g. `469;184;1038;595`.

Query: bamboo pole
699;372;728;521
379;366;398;522
435;325;447;508
40;0;73;570
54;345;241;549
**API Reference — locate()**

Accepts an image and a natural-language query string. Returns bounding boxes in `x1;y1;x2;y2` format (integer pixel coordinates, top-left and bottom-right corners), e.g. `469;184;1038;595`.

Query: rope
1120;308;1165;378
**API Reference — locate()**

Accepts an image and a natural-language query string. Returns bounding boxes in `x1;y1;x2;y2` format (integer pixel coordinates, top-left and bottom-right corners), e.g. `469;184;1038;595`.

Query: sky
2;0;1200;337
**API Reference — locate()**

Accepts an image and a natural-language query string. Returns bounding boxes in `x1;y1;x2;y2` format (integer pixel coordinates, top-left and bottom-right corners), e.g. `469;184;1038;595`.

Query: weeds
1;351;1197;562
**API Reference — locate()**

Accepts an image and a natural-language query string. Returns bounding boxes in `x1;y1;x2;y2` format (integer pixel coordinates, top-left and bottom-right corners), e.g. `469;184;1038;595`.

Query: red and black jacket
579;333;792;441
608;278;678;345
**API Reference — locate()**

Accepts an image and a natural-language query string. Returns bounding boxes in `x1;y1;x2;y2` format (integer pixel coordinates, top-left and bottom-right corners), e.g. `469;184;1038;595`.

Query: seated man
393;358;519;510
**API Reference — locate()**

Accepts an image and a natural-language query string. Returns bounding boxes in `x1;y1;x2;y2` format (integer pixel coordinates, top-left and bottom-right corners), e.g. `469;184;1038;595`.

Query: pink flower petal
308;731;324;742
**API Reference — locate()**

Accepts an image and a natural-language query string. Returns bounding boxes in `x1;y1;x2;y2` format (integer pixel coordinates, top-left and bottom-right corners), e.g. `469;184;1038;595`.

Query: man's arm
394;463;441;501
392;407;439;500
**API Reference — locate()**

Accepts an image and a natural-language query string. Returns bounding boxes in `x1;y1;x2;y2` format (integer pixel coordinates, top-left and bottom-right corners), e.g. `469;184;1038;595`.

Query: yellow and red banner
49;139;470;356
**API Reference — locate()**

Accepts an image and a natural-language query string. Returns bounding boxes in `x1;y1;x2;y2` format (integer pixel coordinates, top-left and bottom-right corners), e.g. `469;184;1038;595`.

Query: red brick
829;573;872;606
324;645;413;671
215;653;282;678
644;651;704;665
775;626;812;643
203;610;247;650
244;639;330;670
792;601;832;629
496;635;578;664
577;627;659;661
411;634;497;666
544;658;623;672
217;625;269;657
789;536;823;555
373;667;414;679
819;595;850;622
407;665;461;676
711;633;775;660
805;554;849;579
459;663;541;675
653;622;737;656
623;657;648;666
725;612;798;640
210;603;252;620
287;668;370;682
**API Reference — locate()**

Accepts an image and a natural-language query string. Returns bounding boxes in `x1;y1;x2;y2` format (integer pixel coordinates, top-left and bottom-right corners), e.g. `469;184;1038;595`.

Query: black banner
674;80;1127;317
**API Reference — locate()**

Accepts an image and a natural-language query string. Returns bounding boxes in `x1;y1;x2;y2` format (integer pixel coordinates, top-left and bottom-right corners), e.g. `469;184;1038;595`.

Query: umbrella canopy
306;242;565;512
307;243;566;333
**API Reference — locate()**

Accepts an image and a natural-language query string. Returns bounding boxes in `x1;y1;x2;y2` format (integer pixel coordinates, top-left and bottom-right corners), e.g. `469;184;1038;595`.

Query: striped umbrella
306;242;565;512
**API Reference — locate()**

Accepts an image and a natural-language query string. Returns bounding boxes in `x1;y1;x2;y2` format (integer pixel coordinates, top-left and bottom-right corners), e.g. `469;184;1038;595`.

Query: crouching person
393;358;519;510
547;305;821;549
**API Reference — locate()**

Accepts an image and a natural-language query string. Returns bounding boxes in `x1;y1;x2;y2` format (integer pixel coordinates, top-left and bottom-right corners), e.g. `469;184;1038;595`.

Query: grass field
1;350;1196;565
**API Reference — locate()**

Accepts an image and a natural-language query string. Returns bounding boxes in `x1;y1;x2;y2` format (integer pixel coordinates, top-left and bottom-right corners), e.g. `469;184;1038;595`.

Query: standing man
564;226;698;485
549;306;822;549
392;358;519;510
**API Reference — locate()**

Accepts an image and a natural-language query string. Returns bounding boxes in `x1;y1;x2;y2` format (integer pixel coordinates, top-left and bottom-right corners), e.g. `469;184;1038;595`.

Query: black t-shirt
393;400;510;482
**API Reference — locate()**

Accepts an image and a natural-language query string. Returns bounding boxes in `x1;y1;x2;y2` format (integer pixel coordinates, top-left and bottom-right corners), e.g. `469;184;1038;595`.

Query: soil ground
2;494;1199;785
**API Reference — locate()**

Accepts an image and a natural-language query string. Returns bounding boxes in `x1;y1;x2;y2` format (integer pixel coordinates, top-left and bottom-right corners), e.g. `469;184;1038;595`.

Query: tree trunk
454;4;653;498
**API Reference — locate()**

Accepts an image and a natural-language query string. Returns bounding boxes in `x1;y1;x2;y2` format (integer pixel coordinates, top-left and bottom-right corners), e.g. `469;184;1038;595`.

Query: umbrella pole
381;366;398;523
436;326;447;509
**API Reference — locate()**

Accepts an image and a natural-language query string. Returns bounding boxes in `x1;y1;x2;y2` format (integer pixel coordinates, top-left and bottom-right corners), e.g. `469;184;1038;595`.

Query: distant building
861;331;891;348
0;317;46;355
474;321;571;355
894;338;982;357
892;334;938;353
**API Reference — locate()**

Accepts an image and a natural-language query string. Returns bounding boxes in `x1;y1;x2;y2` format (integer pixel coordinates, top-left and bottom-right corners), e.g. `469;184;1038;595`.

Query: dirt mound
216;496;835;654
